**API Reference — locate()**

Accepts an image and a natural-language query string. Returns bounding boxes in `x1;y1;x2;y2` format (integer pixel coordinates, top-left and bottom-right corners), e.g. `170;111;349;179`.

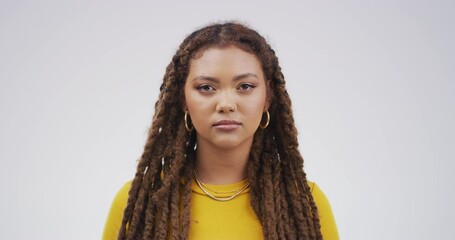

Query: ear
181;90;188;112
264;80;272;111
181;99;188;112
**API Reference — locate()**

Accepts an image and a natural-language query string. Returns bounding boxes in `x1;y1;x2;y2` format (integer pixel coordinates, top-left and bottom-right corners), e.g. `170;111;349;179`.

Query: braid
260;132;279;239
247;130;265;222
118;21;323;240
142;169;161;239
118;50;193;239
268;60;323;239
180;145;195;240
267;135;286;240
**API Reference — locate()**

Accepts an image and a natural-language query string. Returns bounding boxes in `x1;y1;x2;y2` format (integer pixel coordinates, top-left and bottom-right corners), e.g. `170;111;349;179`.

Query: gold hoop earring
184;111;194;131
260;110;270;129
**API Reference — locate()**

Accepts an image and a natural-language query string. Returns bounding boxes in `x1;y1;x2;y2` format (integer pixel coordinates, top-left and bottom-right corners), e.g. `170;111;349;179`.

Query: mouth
213;120;241;131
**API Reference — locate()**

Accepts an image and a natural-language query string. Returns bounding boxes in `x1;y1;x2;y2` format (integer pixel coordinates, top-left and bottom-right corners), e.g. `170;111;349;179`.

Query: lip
213;119;241;126
213;119;241;131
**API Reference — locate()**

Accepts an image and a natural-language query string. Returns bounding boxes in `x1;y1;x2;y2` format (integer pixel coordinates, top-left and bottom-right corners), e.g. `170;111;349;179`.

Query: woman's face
184;45;269;150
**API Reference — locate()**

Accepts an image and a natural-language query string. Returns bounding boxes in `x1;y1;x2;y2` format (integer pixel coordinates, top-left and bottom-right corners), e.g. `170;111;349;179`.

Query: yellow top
103;180;339;240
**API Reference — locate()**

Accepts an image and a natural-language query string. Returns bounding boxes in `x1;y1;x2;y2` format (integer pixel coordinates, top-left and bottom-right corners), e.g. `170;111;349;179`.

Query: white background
1;0;453;239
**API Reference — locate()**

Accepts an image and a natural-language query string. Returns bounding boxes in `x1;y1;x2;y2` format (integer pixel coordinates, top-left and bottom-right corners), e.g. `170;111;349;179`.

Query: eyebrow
191;73;259;83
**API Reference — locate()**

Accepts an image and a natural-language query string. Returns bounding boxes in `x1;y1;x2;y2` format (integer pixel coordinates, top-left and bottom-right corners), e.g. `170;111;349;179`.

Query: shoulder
102;181;132;240
307;180;340;240
109;180;132;210
307;181;324;199
117;180;133;200
307;181;331;213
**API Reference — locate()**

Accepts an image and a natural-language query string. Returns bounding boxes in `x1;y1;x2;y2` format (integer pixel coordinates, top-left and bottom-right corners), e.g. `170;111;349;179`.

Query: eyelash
239;83;255;91
196;84;215;92
196;83;256;92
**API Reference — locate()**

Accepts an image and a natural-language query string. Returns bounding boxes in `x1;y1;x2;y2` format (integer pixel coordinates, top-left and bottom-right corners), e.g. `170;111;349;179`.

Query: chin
213;135;256;150
196;133;253;150
212;139;243;149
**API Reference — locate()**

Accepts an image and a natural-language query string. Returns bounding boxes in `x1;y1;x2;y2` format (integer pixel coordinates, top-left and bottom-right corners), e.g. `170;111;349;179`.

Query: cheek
186;95;212;113
184;87;200;111
242;95;267;123
185;95;212;128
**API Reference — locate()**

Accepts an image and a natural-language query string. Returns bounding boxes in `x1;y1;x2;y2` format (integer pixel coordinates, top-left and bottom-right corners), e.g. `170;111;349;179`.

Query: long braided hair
118;21;322;240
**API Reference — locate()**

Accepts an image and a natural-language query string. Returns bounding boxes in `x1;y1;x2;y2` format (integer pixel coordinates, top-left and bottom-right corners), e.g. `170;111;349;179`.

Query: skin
183;45;270;185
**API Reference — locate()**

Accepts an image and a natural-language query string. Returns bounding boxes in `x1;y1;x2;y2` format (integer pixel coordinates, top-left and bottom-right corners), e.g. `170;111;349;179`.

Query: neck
194;138;252;185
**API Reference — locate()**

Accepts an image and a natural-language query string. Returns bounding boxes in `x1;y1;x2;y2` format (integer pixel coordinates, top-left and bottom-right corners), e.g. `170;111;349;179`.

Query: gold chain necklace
193;170;250;202
199;181;244;194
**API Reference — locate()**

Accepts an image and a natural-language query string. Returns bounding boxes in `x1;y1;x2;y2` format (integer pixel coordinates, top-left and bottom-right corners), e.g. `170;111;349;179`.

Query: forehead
188;46;263;76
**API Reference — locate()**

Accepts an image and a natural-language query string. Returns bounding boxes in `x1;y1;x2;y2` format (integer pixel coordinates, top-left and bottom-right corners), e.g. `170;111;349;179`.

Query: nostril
216;103;237;113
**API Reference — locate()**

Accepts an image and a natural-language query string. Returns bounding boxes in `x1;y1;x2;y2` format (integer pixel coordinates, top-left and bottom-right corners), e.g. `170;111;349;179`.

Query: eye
196;84;215;92
238;83;255;91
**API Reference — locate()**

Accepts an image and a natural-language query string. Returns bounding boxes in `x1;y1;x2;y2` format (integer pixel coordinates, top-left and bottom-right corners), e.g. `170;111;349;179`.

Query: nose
216;91;237;113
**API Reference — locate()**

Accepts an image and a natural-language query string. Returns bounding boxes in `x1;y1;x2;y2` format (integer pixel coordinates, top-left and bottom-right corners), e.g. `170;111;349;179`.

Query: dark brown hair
118;21;322;240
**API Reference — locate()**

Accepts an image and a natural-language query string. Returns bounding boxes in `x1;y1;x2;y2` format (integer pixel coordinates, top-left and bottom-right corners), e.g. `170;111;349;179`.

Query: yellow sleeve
310;182;339;240
102;181;132;240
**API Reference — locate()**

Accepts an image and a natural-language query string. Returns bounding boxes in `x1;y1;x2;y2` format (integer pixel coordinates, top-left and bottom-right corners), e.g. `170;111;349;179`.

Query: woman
103;21;339;240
